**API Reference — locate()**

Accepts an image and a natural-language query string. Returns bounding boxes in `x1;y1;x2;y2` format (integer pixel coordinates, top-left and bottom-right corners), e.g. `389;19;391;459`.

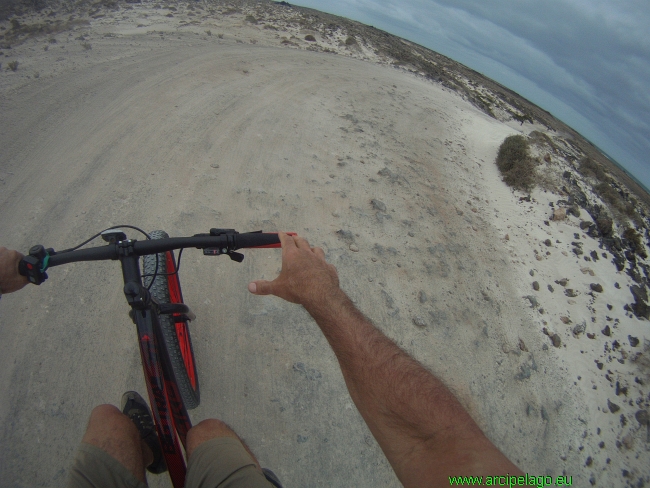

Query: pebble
332;212;340;217
607;399;620;413
532;281;539;291
551;334;561;348
590;283;603;293
412;316;427;327
371;257;377;262
349;244;359;252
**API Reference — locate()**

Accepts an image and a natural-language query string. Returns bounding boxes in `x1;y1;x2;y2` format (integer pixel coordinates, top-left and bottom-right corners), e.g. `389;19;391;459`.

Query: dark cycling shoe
121;391;167;474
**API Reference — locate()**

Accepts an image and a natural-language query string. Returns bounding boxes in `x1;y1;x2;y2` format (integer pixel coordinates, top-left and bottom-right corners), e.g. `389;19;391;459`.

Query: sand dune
1;1;648;486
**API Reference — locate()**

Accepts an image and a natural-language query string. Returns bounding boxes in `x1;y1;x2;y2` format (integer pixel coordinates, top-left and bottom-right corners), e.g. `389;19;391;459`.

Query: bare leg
81;404;154;484
186;419;262;471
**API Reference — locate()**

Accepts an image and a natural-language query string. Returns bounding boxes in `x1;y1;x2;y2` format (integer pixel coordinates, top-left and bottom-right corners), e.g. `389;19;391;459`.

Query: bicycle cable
53;225;186;292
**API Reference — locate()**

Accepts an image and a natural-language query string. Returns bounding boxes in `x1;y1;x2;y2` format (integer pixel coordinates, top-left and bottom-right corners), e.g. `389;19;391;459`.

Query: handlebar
19;228;296;285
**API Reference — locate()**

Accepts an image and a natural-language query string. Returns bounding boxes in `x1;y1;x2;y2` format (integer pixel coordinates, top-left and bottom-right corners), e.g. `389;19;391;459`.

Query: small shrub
495;135;536;192
205;30;211;36
43;45;48;51
7;60;19;71
578;157;607;181
82;42;92;50
304;34;316;42
595;182;622;209
245;15;257;23
345;36;357;46
217;33;224;39
33;71;39;78
48;37;57;43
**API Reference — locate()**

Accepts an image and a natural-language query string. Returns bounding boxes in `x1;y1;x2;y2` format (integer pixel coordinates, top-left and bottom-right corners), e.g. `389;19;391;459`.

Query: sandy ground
1;2;649;487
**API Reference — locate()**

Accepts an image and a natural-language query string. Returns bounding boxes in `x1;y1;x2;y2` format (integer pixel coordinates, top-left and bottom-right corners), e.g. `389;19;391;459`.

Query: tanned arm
249;233;523;487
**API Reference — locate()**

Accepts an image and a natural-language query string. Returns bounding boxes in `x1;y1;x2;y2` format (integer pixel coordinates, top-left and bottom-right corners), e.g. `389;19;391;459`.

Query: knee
90;403;122;418
87;404;138;437
187;419;237;458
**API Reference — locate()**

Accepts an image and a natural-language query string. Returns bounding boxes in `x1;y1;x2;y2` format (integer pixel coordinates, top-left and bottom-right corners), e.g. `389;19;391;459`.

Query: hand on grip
248;232;340;310
0;247;30;294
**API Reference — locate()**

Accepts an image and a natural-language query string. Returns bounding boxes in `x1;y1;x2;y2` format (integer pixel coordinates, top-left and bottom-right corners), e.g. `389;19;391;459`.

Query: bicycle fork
120;250;192;487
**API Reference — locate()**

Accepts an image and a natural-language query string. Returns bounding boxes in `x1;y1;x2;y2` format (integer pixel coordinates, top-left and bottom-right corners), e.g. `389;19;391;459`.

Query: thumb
248;280;273;295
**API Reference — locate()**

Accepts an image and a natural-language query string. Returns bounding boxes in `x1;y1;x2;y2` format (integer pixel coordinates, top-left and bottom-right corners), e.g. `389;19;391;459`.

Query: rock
607;399;620;413
541;406;549;421
635;410;649;426
580;221;591;230
567;206;581;218
505;234;510;241
418;291;427;303
629;336;639;347
349;244;359;252
602;325;611;336
560;316;570;324
590;250;599;261
543;239;552;247
587;333;595;339
590;283;603;293
548;284;554;292
552;208;566;221
524;295;539;308
556;278;568;287
336;229;354;243
532;281;539;291
573;321;587;336
412;316;427;327
529;269;535;276
580;267;595;276
550;334;561;348
564;289;578;297
370;199;386;212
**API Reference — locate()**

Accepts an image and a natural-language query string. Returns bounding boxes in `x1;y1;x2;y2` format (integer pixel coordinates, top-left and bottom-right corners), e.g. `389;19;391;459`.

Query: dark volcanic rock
607;399;620;413
590;283;603;293
602;325;611;336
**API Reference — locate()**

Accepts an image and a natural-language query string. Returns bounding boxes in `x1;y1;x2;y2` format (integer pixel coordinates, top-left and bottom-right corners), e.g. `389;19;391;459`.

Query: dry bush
7;60;18;71
345;36;357;46
304;34;316;42
495;135;536;192
578;157;608;182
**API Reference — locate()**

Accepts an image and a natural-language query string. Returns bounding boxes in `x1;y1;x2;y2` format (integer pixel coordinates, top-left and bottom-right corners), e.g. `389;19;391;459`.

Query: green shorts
67;438;280;488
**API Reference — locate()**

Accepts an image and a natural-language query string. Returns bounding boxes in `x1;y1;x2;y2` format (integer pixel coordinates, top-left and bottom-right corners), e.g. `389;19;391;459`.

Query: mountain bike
18;225;295;487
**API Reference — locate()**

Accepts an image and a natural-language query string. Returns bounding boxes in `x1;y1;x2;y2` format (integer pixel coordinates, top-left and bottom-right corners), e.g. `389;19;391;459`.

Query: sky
289;0;650;192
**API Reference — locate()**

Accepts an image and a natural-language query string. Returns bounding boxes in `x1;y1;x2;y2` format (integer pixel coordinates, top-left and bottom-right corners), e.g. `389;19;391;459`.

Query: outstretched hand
248;232;340;310
0;247;30;294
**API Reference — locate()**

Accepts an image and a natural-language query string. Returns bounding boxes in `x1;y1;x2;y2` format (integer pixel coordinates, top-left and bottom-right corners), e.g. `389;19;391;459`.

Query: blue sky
289;0;650;192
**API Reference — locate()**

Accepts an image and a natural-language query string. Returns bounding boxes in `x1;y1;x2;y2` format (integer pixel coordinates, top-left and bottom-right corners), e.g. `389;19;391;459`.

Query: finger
248;280;273;295
313;247;326;260
293;235;311;250
278;231;296;250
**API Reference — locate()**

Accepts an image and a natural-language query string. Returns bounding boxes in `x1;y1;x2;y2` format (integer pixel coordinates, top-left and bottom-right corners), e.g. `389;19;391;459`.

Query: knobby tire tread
143;230;200;410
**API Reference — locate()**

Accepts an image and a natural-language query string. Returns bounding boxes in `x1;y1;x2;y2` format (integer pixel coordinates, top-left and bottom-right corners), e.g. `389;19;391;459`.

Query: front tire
143;230;200;410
